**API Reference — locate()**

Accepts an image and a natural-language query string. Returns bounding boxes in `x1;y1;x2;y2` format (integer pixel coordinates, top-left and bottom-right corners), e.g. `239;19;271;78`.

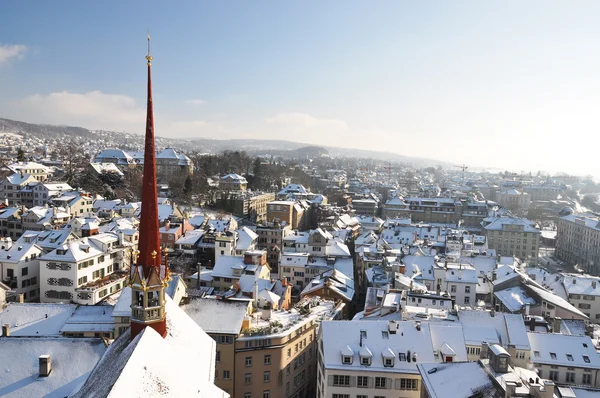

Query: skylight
566;354;574;361
583;355;590;363
533;351;540;358
550;352;557;359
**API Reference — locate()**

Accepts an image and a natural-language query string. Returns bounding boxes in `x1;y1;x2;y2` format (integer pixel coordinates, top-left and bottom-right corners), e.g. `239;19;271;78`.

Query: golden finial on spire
151;250;157;259
146;32;153;65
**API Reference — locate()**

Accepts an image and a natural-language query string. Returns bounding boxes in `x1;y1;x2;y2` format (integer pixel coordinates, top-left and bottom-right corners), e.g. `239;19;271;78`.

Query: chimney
553;317;562;333
282;277;288;287
490;308;495;317
529;318;536;332
504;380;517;398
436;284;441;296
39;355;51;377
525;303;530;316
593;280;597;290
2;324;9;336
491;271;497;281
480;342;489;359
164;219;170;231
18;293;24;303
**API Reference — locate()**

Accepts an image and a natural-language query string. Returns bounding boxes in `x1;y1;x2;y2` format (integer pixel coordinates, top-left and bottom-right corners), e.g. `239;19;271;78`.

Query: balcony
74;272;127;305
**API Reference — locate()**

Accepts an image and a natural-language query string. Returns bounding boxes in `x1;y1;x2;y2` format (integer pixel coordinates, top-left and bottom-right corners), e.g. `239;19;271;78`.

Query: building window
450;285;456;293
583;373;592;384
223;370;230;379
244;393;251;398
342;355;352;364
566;372;575;383
549;371;559;381
332;375;351;386
465;286;470;293
264;354;271;365
360;356;371;366
399;378;418;390
22;267;28;276
245;373;252;385
332;395;349;398
216;351;220;363
374;377;387;389
357;376;369;388
262;391;270;398
245;357;252;367
464;296;470;304
263;371;270;383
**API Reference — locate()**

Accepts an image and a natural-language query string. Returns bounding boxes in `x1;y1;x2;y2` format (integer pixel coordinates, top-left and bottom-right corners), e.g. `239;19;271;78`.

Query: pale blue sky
1;1;600;176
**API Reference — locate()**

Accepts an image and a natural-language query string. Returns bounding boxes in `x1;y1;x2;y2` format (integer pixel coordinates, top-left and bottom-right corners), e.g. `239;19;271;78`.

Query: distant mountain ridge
0;117;449;166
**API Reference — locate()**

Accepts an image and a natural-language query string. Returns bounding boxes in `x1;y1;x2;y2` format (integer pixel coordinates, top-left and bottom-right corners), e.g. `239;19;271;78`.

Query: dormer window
359;345;373;366
384;358;393;367
341;345;354;364
382;347;395;367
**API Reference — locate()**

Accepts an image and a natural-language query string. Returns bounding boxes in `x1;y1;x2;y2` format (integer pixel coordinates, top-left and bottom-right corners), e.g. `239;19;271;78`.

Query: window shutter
395;378;402;390
350;376;356;387
386;377;392;389
328;375;334;386
368;376;374;388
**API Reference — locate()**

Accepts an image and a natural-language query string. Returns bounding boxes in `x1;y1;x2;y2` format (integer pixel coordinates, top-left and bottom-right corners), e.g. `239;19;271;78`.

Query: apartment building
0;173;37;205
404;197;489;229
184;298;251;397
351;198;378;216
266;201;306;230
523;184;563;201
556;213;600;274
528;332;600;387
483;216;540;260
496;189;531;211
236;298;343;398
318;320;467;398
220;173;248;192
6;162;52;182
439;263;477;306
210;250;271;291
255;222;292;272
0;207;23;239
382;196;410;219
0;242;43;302
39;233;129;304
217;191;275;223
559;273;600;321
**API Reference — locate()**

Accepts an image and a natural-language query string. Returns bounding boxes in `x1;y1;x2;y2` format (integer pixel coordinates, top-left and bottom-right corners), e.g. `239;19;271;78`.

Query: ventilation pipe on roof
2;324;9;336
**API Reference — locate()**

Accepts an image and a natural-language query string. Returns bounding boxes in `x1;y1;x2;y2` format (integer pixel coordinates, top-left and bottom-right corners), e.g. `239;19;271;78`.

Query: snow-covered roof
528;332;600;369
0;242;43;263
89;162;124;176
0;303;77;336
183;298;248;335
429;323;468;361
60;305;114;334
494;286;536;313
321;320;436;373
112;286;132;317
236;226;258;251
278;183;308;195
483;217;540;233
220;173;247;183
0;337;106;397
400;255;435;281
418;362;496;398
72;296;227;397
211;256;246;279
561;273;600;296
40;237;104;263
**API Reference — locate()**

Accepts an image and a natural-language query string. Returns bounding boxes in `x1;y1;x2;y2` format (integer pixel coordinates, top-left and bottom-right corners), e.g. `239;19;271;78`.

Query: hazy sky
1;1;599;177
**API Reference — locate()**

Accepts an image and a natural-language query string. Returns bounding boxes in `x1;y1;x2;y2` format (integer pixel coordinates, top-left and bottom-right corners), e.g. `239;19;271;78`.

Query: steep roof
72;296;226;397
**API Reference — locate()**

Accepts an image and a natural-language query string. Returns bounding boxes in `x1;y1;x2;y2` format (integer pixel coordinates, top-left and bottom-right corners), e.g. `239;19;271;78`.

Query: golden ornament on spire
146;33;153;65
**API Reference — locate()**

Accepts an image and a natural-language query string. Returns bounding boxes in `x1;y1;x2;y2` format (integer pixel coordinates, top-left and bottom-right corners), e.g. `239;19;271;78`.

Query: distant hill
0;117;450;167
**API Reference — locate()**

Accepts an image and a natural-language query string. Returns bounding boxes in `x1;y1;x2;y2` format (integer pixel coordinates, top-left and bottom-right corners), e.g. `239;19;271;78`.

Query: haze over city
1;1;600;176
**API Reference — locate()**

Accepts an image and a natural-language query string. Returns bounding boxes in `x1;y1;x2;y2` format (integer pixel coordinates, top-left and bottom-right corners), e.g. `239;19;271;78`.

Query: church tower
130;35;170;339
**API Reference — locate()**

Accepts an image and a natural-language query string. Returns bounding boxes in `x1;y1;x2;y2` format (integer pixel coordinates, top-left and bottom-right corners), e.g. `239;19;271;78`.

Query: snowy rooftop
494;286;536;313
72;296;227;397
0;337;106;398
418;361;496;398
60;305;114;334
528;332;600;369
0;303;77;336
183;298;249;335
238;298;338;341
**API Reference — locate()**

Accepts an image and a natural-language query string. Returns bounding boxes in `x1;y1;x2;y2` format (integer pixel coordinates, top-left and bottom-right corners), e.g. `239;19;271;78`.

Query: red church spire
130;34;168;339
137;33;161;277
